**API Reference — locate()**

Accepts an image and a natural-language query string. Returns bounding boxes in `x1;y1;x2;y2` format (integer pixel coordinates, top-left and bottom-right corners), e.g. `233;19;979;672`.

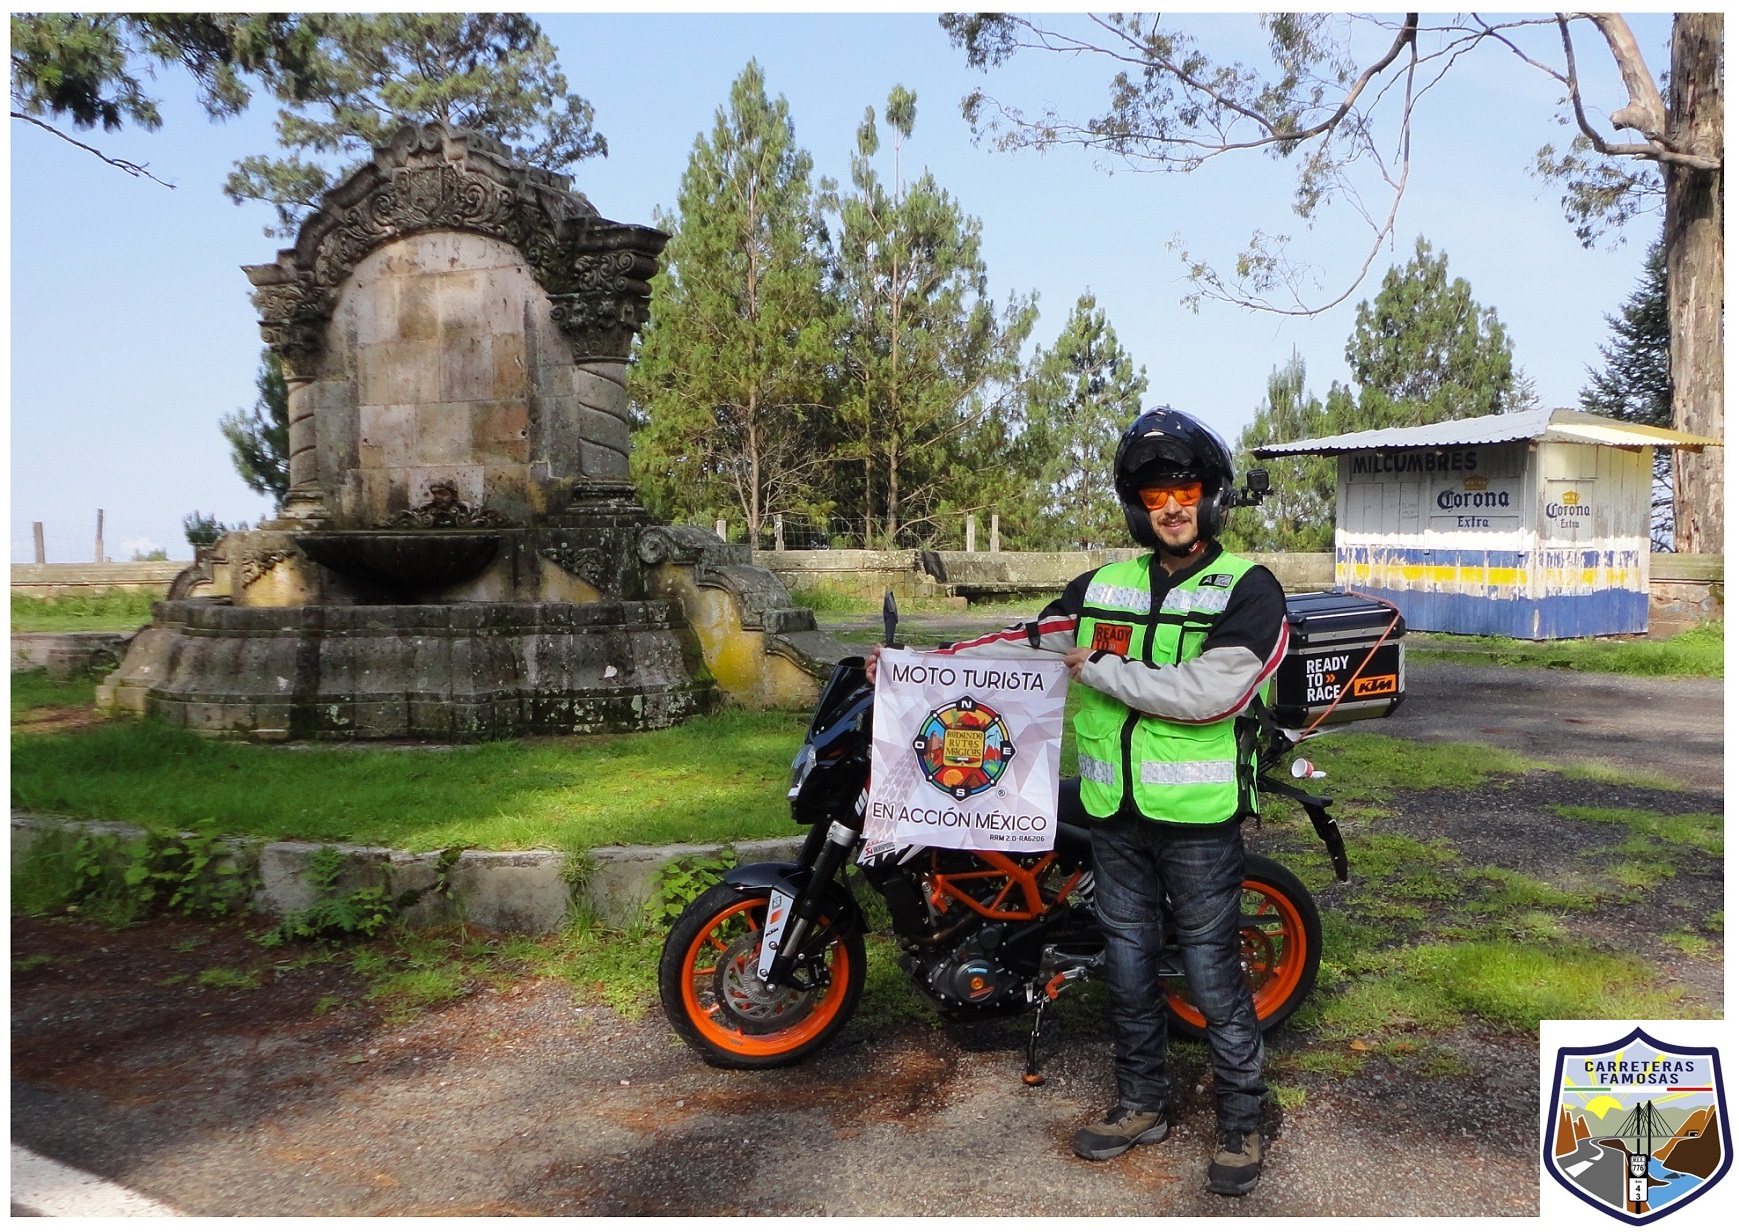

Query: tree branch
1582;12;1668;139
1554;15;1720;172
11;112;176;187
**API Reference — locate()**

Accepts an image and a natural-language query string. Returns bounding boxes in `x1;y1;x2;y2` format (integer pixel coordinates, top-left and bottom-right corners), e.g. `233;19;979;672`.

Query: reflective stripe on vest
1078;753;1117;786
1085;581;1151;613
1139;759;1239;785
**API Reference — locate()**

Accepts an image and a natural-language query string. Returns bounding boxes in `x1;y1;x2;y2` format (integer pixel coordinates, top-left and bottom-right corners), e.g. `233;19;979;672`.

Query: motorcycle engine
902;925;1021;1010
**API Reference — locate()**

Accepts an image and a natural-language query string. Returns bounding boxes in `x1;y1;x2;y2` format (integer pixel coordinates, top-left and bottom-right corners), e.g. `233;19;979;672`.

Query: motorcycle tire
1163;853;1322;1042
658;881;866;1070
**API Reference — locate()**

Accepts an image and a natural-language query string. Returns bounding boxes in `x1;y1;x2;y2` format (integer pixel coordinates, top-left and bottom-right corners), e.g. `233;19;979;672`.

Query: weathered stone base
97;598;713;740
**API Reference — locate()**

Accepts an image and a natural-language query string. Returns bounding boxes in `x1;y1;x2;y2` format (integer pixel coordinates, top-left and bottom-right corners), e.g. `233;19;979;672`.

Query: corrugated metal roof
1251;407;1721;457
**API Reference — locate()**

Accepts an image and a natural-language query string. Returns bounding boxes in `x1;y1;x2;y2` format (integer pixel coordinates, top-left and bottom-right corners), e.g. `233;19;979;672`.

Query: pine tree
824;86;1036;546
218;349;290;505
1342;237;1520;430
628;61;838;540
1222;354;1337;553
222;14;605;237
1581;235;1673;548
1013;292;1147;549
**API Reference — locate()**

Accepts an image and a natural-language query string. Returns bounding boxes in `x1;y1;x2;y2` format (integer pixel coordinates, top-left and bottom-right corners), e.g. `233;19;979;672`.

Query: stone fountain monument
100;123;840;739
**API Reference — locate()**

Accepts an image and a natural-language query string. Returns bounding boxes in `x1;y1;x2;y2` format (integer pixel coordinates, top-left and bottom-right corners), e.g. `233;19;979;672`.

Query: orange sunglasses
1137;480;1204;509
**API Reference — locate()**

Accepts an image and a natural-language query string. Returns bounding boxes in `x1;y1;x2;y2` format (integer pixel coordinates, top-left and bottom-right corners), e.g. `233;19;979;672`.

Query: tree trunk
1665;12;1724;554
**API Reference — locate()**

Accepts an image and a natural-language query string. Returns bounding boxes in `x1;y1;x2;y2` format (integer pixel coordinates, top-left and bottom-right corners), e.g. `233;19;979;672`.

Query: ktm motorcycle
658;651;1359;1080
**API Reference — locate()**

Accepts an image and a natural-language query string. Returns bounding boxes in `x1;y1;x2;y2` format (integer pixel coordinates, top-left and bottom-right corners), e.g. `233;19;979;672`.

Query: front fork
756;820;859;987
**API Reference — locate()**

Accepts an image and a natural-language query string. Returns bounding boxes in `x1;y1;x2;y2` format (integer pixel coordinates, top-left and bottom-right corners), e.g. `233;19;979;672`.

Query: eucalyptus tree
941;12;1723;551
1582;236;1673;549
629;61;839;540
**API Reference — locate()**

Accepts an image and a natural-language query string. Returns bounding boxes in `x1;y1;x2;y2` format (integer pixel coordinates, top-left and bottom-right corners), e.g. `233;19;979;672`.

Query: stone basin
294;531;502;592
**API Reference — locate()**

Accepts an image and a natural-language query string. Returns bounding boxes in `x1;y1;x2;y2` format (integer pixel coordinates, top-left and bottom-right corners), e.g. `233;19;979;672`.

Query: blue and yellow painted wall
1333;440;1653;639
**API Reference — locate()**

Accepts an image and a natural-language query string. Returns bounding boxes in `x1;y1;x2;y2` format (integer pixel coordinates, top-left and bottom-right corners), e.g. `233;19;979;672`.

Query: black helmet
1113;407;1238;547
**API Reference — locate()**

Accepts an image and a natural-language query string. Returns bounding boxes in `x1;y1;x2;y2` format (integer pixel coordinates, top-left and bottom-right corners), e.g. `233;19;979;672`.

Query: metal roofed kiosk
1254;408;1721;639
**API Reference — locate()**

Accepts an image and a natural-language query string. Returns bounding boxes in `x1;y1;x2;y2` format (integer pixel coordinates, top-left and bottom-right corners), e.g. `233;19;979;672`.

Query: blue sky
8;10;1673;561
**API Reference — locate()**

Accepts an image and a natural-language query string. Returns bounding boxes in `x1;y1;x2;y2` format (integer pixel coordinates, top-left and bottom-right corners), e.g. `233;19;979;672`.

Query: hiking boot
1072;1105;1169;1161
1207;1128;1263;1196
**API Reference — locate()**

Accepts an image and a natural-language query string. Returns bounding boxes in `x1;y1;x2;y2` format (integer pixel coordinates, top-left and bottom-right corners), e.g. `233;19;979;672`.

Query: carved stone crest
233;545;297;590
539;545;612;589
244;122;666;373
391;482;514;529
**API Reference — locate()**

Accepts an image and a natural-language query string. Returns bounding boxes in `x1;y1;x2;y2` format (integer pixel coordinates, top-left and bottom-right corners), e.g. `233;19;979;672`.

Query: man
868;407;1288;1196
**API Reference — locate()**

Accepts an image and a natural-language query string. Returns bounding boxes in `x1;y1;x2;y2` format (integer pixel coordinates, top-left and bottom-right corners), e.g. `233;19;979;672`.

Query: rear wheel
658;881;865;1069
1164;854;1321;1040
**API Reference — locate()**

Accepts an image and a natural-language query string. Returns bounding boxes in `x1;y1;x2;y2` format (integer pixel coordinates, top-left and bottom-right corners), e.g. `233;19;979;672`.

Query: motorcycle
658;639;1363;1081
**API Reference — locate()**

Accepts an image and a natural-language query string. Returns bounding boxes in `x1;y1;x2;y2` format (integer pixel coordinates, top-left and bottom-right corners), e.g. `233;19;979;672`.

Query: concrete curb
9;813;803;933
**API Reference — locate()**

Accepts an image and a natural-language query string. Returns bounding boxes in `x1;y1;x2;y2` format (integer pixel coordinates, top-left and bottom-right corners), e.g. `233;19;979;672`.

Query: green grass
1302;941;1686;1042
11;670;101;717
1550;805;1723;857
11;590;161;633
1407;622;1722;678
11;707;812;851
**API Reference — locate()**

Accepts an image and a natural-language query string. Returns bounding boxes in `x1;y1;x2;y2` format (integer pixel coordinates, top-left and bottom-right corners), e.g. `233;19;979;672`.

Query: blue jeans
1082;802;1267;1133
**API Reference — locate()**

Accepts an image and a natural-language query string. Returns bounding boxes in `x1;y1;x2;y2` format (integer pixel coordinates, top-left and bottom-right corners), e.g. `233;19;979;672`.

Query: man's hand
1063;646;1094;680
865;644;882;684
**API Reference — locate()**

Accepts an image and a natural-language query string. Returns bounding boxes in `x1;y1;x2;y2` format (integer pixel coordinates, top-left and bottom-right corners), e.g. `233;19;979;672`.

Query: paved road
1378;659;1723;792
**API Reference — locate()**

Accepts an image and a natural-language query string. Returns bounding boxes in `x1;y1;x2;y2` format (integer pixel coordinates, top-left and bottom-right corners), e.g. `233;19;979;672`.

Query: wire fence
685;511;1014;552
11;526;189;566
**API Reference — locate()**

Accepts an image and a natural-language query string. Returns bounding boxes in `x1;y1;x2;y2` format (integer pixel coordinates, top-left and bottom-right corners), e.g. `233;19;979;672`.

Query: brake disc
712;933;818;1031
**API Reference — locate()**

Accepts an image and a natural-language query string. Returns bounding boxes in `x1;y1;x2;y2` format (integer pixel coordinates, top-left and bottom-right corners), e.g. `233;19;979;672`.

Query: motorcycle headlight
787;743;818;800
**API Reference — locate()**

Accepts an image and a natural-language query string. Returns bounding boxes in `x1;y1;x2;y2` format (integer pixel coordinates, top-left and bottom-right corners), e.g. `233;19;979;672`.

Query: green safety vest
1073;551;1264;824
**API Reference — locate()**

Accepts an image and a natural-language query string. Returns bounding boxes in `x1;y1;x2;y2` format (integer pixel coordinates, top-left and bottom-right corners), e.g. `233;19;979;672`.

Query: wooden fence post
774;513;785;552
33;521;45;564
965;513;977;553
715;518;727;542
990;513;1000;553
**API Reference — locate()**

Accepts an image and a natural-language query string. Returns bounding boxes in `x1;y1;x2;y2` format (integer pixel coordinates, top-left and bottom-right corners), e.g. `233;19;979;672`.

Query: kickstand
1023;966;1090;1086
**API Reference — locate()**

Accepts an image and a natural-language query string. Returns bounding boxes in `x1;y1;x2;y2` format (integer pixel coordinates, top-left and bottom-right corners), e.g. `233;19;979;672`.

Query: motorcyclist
867;406;1288;1196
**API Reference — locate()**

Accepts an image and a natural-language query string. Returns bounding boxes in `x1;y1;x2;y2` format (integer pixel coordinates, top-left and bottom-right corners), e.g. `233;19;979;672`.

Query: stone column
278;370;329;523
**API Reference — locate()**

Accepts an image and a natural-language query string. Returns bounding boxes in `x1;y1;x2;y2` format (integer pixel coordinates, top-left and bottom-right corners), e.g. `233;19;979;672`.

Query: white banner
864;649;1069;854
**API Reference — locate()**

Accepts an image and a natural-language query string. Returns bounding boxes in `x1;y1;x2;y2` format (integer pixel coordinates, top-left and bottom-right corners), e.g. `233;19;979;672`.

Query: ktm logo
1352;674;1398;697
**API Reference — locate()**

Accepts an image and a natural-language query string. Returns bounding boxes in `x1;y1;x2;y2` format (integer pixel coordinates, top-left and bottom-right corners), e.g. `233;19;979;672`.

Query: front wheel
658;881;866;1069
1164;853;1322;1041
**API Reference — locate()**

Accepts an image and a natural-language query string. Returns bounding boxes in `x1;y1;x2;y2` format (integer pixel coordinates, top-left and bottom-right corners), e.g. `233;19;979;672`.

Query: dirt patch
10;705;110;734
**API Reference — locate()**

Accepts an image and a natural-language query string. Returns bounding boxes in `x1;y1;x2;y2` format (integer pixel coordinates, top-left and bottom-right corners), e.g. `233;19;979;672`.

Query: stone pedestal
103;121;837;740
101;598;711;740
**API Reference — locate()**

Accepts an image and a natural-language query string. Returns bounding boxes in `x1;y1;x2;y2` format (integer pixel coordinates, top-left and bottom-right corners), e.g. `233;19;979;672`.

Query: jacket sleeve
1073;566;1289;723
925;570;1090;660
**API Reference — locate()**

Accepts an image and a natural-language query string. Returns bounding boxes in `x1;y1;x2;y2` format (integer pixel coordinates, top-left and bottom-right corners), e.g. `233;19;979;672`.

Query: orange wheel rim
679;895;853;1058
1165;878;1309;1030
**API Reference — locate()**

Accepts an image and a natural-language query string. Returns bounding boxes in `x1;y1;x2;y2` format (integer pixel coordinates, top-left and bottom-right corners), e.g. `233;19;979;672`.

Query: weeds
645;848;737;927
259;846;395;945
10;825;254;926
